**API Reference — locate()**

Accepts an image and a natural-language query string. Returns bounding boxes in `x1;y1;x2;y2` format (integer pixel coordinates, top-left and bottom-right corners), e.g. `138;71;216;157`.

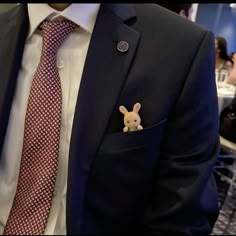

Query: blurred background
196;3;236;53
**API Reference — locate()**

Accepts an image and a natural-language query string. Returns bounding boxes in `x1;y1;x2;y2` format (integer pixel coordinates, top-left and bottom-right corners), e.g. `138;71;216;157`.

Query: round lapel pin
117;41;129;53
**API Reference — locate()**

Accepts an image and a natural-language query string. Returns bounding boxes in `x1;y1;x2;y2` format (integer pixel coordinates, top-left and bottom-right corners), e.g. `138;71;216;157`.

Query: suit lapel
67;4;140;233
0;5;28;157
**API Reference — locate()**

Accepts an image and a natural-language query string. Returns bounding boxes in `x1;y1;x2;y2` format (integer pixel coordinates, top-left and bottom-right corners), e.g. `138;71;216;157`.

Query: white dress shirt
0;3;100;235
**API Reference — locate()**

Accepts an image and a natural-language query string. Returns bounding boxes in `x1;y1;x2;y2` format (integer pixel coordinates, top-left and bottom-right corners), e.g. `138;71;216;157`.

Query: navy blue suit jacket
0;4;219;235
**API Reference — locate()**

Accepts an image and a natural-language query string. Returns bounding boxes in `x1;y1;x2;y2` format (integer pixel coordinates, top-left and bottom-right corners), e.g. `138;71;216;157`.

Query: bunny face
119;103;143;132
124;112;141;128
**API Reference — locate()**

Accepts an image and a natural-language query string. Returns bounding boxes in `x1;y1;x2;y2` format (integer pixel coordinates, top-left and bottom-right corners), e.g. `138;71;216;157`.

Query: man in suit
0;3;219;235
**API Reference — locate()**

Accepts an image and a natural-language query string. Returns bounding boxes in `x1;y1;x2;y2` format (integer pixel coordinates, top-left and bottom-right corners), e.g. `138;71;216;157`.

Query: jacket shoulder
133;4;210;43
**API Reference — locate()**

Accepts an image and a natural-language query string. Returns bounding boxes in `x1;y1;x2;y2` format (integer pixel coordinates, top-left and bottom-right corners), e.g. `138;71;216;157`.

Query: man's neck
48;4;71;11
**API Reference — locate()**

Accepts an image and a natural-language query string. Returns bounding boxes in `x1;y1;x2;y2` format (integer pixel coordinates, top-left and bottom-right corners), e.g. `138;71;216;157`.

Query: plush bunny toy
119;103;143;132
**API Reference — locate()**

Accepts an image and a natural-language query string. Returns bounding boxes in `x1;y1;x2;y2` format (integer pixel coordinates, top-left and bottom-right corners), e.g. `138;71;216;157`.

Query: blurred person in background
157;3;193;20
226;51;236;85
229;51;236;62
215;36;233;82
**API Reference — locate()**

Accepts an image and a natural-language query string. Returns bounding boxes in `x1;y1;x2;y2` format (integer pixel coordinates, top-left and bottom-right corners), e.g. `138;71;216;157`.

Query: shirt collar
27;3;101;40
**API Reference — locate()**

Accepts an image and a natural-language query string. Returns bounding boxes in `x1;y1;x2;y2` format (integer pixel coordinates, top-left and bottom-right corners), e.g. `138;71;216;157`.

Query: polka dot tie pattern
3;20;78;235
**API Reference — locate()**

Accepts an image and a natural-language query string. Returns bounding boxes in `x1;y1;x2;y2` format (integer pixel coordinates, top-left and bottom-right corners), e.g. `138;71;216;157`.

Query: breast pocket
87;119;168;217
99;118;167;154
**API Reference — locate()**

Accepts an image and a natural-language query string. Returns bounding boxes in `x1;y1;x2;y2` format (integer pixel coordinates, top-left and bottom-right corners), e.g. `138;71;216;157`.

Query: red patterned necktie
3;20;77;235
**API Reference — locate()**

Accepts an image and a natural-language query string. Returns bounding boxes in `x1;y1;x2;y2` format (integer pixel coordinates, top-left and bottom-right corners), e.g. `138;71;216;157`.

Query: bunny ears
119;103;141;115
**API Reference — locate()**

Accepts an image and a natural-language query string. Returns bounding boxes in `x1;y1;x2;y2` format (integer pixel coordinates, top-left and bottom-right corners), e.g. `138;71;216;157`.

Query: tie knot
40;20;78;55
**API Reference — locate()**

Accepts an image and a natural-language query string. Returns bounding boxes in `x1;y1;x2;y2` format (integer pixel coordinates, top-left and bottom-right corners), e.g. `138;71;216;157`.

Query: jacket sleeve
143;30;220;235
